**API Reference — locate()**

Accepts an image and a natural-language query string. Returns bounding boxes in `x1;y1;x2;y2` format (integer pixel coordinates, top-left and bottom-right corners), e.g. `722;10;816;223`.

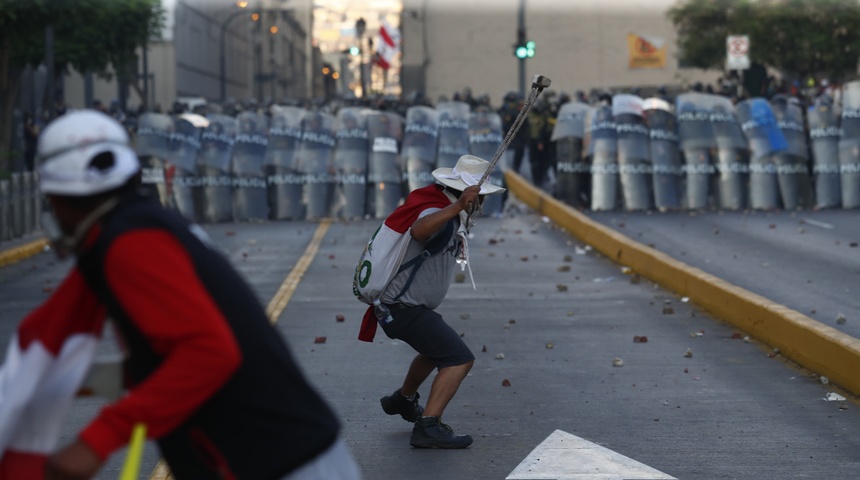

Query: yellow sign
627;33;667;69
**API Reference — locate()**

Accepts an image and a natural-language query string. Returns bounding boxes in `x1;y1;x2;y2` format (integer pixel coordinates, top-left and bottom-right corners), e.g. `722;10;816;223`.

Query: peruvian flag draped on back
374;19;400;70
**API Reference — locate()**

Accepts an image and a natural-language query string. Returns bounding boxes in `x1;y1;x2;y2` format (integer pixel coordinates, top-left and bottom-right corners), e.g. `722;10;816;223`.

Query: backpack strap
392;218;455;301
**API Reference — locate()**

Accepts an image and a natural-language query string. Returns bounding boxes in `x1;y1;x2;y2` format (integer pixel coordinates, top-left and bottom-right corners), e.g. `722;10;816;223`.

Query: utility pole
517;0;526;99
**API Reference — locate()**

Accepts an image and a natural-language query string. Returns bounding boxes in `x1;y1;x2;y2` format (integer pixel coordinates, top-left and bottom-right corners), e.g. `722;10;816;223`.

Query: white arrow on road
506;430;677;480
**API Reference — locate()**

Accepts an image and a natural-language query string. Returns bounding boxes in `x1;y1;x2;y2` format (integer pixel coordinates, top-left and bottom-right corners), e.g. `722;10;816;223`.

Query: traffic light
349;46;360;56
514;44;528;59
513;40;535;59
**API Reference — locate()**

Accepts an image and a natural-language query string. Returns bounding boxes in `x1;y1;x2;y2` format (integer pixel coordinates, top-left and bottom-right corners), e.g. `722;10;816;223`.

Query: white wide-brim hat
431;155;505;195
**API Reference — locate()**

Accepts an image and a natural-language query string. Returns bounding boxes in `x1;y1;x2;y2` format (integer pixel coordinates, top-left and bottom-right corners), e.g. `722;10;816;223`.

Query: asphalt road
585;208;860;340
1;199;858;479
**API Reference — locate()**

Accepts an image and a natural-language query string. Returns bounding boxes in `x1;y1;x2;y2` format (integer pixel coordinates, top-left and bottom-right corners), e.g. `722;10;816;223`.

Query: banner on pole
374;20;400;70
627;33;667;69
726;35;750;70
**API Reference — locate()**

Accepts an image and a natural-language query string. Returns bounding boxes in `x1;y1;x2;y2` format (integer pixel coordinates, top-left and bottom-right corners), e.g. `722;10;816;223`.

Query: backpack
353;185;451;341
353;218;454;305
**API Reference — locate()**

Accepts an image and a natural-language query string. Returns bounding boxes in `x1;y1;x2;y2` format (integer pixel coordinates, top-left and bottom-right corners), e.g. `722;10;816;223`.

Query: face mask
41;210;74;260
41;197;120;260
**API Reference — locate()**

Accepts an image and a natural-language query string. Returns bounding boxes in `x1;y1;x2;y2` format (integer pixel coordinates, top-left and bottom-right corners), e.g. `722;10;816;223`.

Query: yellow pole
120;423;147;480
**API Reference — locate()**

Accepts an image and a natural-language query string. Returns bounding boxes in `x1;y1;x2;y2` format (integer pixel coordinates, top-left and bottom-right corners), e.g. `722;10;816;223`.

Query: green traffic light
349;46;360;56
515;46;528;59
526;40;535;49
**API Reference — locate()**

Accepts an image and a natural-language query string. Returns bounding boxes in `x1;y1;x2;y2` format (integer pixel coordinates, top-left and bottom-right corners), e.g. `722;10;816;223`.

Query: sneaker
410;416;473;449
380;389;423;422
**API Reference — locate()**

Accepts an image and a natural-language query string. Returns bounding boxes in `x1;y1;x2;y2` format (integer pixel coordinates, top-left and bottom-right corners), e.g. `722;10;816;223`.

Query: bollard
10;173;22;238
22;172;33;235
0;181;9;241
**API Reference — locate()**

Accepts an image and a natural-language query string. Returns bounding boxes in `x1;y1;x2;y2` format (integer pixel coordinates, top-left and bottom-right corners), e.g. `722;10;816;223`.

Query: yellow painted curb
506;170;860;397
0;238;48;268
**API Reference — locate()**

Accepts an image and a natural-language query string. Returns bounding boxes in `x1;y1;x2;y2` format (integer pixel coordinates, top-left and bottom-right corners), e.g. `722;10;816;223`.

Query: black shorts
380;304;475;369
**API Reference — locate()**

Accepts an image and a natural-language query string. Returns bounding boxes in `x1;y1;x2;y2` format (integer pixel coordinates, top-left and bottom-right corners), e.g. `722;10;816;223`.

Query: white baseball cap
37;110;140;196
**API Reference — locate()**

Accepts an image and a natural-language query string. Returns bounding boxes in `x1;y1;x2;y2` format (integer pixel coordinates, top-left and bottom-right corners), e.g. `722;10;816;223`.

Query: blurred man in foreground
0;110;360;480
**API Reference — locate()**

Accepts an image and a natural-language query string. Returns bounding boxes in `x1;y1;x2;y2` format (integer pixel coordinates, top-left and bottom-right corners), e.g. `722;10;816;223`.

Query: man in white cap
0;110;360;479
363;154;504;449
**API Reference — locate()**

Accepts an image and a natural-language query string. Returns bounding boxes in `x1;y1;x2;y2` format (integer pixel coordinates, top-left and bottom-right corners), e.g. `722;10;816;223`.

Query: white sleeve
0;334;98;455
0;335;53;455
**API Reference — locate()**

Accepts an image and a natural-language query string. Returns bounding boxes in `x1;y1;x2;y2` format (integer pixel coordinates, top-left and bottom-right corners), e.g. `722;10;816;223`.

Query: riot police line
132;101;507;223
552;82;860;212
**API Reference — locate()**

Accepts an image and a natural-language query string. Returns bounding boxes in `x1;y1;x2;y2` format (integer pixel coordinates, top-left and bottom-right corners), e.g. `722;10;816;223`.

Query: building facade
400;0;721;104
59;0;313;113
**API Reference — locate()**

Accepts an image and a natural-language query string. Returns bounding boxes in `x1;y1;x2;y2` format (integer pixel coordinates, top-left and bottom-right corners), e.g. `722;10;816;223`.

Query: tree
667;0;860;88
0;0;163;174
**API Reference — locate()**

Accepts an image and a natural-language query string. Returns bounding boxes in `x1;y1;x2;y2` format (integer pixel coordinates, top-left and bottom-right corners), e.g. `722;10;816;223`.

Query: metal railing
0;172;42;242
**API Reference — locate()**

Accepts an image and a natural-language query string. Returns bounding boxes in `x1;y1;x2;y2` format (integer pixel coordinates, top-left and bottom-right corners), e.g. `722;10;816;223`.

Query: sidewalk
0;232;47;268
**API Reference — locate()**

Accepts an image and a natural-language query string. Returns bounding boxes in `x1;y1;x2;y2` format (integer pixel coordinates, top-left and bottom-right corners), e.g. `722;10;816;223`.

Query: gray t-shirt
381;208;461;309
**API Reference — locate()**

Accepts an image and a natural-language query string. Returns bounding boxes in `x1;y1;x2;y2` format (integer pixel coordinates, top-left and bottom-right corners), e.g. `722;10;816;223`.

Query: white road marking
506;430;677;480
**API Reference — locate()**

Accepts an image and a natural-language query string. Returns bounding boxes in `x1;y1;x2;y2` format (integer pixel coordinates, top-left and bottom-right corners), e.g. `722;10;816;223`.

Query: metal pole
518;0;526;98
84;72;94;109
45;26;55;118
356;18;366;97
142;44;149;110
220;10;248;102
219;23;228;101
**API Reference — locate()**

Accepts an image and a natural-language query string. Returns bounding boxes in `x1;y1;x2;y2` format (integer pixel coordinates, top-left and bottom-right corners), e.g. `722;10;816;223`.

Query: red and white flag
0;270;105;478
374;20;400;70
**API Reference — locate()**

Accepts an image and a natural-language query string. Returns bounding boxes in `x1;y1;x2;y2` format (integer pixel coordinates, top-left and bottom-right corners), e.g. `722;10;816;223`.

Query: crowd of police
26;76;854;227
132;94;510;224
550;81;860;212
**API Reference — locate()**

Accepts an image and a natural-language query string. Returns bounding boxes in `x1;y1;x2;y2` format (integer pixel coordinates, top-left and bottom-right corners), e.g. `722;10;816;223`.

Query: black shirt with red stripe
74;192;339;479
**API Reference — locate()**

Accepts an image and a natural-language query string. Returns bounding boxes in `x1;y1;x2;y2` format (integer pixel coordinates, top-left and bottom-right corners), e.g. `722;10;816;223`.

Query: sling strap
392;218;455;301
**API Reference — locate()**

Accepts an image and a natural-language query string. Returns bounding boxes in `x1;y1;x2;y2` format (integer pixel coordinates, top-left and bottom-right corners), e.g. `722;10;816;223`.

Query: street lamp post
220;7;251;101
355;17;366;97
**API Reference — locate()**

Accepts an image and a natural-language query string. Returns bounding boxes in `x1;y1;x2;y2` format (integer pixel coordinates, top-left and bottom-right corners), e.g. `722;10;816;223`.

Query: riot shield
197;114;237;223
265;106;305;220
709;95;748;210
231;112;269;222
840;80;860;209
735;98;788;210
403;106;440;192
334;107;369;220
613;94;652;211
771;95;813;210
643;98;682;211
585;105;617;211
296;111;337;219
469;109;505;216
367;111;403;218
807;98;841;208
435;102;470;169
676;93;716;210
135;113;173;205
552;101;589;208
169;117;202;221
